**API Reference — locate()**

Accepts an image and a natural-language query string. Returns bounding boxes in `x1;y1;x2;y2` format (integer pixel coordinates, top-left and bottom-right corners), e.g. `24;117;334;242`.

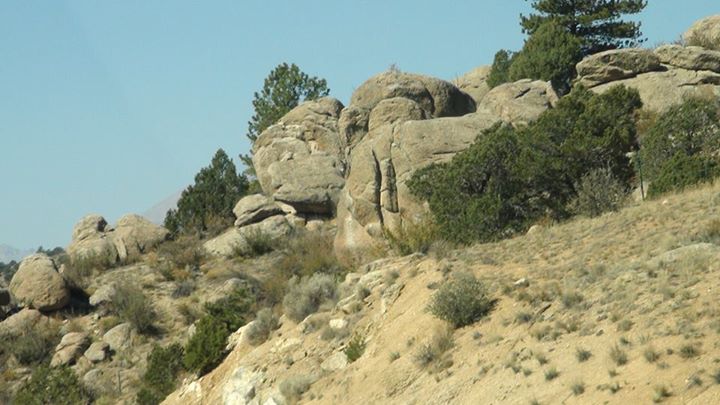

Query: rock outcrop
67;213;169;265
334;73;556;259
252;97;346;216
683;14;720;48
9;254;70;311
50;331;90;367
575;48;662;87
576;44;720;111
233;194;285;227
204;215;293;257
0;308;52;338
455;65;491;105
477;79;559;125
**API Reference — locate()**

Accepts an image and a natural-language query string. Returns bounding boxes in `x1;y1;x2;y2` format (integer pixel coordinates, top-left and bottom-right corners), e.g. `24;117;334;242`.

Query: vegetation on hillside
164;149;249;238
409;85;642;243
490;0;646;91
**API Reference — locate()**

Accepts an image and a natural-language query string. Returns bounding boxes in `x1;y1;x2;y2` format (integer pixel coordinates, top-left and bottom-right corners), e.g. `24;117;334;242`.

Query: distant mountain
142;189;184;225
0;244;34;263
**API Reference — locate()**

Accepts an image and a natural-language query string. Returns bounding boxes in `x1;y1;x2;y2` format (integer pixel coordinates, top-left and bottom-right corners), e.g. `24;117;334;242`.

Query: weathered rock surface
591;67;720;112
112;214;169;261
683;15;720;49
233;194;285;227
455;65;491;105
576;48;662;87
477;79;558;125
50;331;90;366
67;213;168;265
84;341;110;363
222;367;264;405
321;352;348;372
655;44;720;73
103;322;134;352
9;254;70;311
204;215;292;257
0;308;50;338
252;97;346;216
339;71;476;147
89;283;116;307
67;214;118;262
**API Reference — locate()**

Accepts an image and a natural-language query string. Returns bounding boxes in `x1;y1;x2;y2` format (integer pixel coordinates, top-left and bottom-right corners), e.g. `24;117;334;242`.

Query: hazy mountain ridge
0;244;34;263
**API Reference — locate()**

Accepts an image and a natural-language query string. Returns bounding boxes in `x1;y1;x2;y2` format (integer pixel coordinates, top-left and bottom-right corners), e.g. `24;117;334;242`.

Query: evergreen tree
521;0;647;56
509;20;582;93
240;63;330;176
487;50;515;88
164;149;249;237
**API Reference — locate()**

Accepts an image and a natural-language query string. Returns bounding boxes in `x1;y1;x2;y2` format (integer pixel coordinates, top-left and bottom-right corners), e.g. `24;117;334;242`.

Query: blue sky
0;1;717;249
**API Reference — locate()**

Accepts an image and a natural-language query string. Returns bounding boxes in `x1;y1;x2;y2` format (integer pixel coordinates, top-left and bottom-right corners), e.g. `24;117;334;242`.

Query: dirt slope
166;181;720;405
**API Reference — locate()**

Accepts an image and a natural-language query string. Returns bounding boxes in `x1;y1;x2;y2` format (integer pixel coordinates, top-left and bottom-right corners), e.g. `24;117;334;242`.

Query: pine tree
520;0;647;56
240;63;329;176
509;20;583;93
165;149;249;237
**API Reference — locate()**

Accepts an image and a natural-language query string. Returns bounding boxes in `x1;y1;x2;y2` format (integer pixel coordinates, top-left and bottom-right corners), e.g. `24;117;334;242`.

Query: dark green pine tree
240;63;330;176
520;0;647;56
164;149;249;237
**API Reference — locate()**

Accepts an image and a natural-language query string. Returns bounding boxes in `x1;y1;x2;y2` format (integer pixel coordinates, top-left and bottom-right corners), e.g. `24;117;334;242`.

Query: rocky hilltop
1;14;720;405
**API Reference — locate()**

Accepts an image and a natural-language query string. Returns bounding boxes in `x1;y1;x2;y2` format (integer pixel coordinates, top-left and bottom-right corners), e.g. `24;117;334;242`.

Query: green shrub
508;20;582;94
234;228;277;257
570;167;628;217
8;325;59;366
155;234;206;273
246;308;279;345
428;273;493;328
487;50;515;88
14;365;92;405
278;375;314;403
183;316;229;375
648;152;719;197
110;282;158;335
640;97;720;181
384;214;438;255
164;149;249;238
204;287;254;332
136;343;184;405
282;273;338;322
344;334;367;363
409;85;642;244
183;288;254;375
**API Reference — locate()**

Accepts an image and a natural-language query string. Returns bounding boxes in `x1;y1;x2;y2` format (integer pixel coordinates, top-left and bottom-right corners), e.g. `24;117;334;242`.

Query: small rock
103;322;134;352
51;332;90;367
526;225;542;236
514;278;530;288
89;283;116;307
84;341;110;363
328;318;348;331
321;352;349;372
226;321;254;351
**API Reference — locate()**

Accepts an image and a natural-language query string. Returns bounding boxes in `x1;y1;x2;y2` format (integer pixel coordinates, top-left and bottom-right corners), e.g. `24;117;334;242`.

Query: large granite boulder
0;308;52;339
338;71;476;145
477;79;559;125
112;214;169;261
454;65;492;105
233;194;285;227
204;215;293;257
575;48;662;87
252;97;346;216
50;331;90;367
683;15;720;50
655;44;720;73
9;254;70;311
67;214;118;264
591;68;720;112
335;107;503;260
67;214;169;265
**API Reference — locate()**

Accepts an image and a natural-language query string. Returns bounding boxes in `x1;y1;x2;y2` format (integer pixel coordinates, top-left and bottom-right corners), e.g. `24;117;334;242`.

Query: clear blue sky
1;1;717;249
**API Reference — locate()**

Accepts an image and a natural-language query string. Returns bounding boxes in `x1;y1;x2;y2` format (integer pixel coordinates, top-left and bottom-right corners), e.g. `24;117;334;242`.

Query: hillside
2;11;720;405
163;181;720;405
0;245;33;264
